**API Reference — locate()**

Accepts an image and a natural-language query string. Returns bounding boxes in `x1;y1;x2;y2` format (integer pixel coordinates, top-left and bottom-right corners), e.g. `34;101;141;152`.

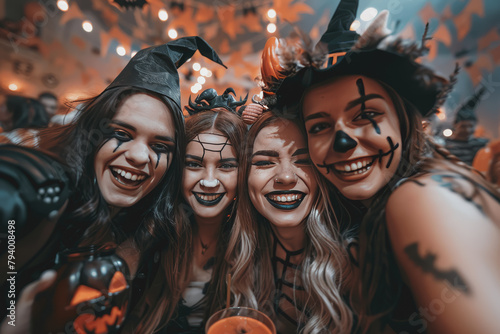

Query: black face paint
356;78;381;135
317;136;400;174
155;152;161;169
405;242;470;295
191;134;231;163
113;140;124;153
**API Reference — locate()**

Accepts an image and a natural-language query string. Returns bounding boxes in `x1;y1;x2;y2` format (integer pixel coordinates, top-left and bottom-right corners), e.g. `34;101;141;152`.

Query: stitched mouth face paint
94;93;175;208
303;75;403;201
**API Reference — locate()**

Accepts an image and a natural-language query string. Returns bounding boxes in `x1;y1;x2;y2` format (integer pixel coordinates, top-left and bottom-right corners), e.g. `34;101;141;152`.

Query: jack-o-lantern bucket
31;245;131;333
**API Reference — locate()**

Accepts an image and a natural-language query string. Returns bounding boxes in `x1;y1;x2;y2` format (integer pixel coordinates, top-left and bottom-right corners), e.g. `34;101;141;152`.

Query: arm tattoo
430;174;484;214
404;242;470;295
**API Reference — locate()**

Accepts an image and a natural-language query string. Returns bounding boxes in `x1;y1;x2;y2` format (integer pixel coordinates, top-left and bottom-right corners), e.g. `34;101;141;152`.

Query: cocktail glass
205;307;276;334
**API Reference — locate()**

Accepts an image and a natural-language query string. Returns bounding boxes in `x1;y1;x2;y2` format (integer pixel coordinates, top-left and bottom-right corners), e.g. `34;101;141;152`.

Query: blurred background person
38;91;58;118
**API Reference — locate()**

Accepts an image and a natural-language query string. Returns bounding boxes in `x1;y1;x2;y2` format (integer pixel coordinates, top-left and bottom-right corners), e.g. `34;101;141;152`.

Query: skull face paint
302;75;402;201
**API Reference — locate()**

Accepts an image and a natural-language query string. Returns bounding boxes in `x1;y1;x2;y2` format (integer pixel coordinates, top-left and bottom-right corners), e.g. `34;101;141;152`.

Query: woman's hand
1;270;56;334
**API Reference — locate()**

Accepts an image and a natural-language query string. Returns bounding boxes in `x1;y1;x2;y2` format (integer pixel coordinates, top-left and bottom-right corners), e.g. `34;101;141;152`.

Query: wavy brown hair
216;112;354;334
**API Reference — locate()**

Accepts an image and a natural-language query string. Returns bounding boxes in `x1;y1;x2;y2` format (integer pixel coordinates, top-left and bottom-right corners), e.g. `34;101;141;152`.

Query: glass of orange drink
205;307;276;334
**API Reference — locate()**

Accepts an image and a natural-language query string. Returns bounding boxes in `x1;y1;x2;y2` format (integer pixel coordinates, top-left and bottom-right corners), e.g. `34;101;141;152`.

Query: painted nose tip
333;130;357;153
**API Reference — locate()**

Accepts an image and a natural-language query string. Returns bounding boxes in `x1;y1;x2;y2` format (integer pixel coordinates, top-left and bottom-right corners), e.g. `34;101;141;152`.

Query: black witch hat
454;86;486;123
320;0;360;67
273;11;458;118
257;0;360;107
105;36;226;112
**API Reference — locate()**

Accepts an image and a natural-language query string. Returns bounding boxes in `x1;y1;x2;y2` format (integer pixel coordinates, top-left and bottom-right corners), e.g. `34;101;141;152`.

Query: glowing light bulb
197;77;206;84
116;46;126;56
267;23;277;33
8;83;18;91
194;83;202;90
360;7;378;21
191;86;199;94
267;9;276;19
443;129;453;137
206;70;212;77
168;29;178;39
193;63;201;71
200;67;208;76
350;20;360;31
158;9;168;21
82;20;93;32
57;0;69;12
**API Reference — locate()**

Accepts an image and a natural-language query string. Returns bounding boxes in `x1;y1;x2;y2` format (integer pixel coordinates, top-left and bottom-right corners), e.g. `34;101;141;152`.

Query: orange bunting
170;6;197;36
59;2;85;26
217;6;243;39
242;12;263;33
418;2;438;24
195;4;215;24
274;0;314;23
478;27;500;51
433;24;452;47
453;0;484;41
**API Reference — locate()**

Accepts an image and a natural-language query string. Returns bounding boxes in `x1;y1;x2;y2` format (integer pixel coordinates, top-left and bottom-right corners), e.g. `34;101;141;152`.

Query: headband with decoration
185;87;248;116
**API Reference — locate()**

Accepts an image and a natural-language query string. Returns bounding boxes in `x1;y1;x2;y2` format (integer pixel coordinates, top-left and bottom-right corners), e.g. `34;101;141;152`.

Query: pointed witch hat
273;10;458;118
105;36;227;112
454;86;486;123
257;0;360;107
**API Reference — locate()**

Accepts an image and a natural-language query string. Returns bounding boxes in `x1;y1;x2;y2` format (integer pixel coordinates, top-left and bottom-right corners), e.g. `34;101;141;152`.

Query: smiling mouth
265;191;305;210
317;137;400;177
193;192;226;206
110;167;148;187
332;156;375;176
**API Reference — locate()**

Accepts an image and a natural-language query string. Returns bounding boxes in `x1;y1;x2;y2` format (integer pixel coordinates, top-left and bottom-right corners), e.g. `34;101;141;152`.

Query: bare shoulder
386;172;499;233
384;173;500;333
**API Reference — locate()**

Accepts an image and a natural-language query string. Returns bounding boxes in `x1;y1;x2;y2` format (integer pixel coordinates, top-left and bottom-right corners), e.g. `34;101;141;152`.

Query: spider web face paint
191;133;231;163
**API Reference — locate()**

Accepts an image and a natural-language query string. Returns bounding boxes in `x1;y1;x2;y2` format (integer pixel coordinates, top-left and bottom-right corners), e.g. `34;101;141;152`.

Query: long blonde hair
219;112;354;333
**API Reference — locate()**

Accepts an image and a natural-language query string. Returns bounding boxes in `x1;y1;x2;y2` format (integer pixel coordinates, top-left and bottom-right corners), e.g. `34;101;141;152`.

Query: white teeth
337;158;372;173
111;167;146;182
197;193;222;201
268;193;303;202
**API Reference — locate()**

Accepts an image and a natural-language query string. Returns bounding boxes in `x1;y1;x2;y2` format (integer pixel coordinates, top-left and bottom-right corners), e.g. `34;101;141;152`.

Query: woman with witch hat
265;5;500;334
0;37;226;333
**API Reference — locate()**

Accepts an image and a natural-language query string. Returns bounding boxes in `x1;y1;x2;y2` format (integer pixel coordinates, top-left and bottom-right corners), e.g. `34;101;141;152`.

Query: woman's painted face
248;120;318;231
94;93;176;208
183;130;238;220
302;75;402;201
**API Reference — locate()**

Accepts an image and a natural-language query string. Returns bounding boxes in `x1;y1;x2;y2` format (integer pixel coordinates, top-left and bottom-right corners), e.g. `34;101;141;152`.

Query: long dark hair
348;81;500;332
37;86;186;249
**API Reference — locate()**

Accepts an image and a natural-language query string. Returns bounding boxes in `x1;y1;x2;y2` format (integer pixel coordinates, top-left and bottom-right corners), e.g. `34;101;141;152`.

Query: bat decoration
404;242;470;295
